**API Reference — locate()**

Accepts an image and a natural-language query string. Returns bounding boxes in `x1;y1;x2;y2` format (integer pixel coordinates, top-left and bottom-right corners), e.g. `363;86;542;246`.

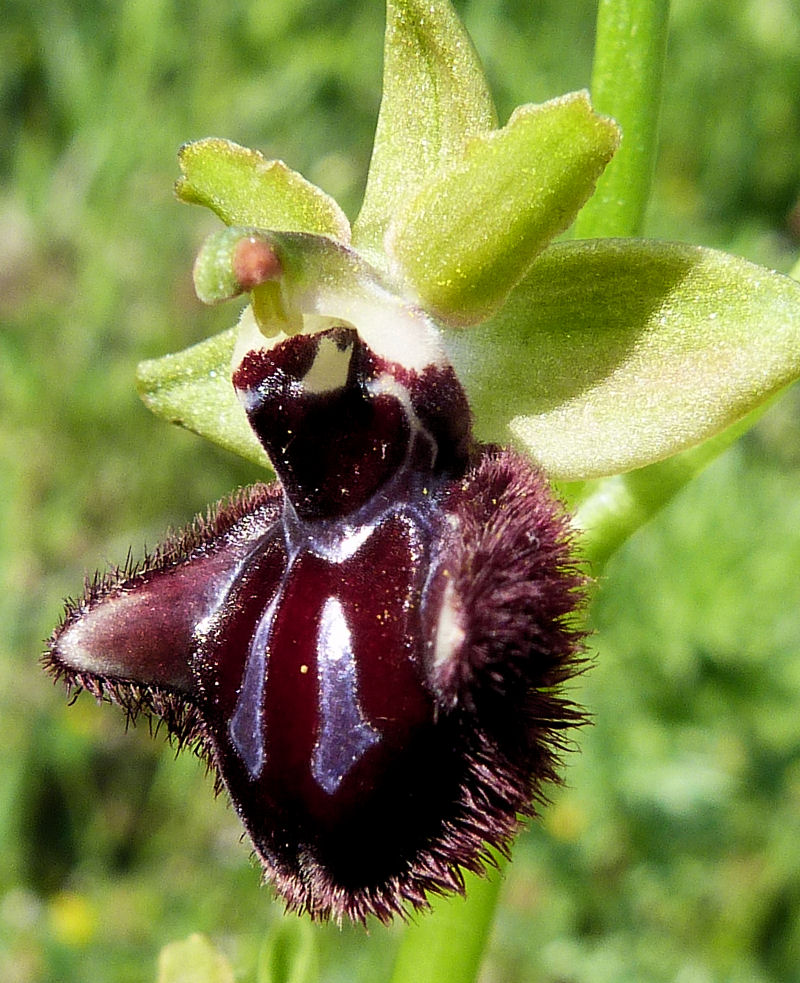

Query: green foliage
388;867;503;983
257;919;319;983
157;934;235;983
2;0;799;981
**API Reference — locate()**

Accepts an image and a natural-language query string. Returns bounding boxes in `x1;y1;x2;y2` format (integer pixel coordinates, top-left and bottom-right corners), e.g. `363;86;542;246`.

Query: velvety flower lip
47;307;589;922
45;483;284;747
47;209;589;923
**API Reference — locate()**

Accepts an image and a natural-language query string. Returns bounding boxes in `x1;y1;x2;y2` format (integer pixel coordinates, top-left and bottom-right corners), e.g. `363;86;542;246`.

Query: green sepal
352;0;497;264
388;92;620;325
444;238;800;480
137;325;271;471
176;138;351;241
573;399;775;573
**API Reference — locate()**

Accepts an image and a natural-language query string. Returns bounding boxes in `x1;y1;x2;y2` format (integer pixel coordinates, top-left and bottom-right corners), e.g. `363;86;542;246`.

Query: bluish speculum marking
227;541;383;791
312;595;380;794
228;587;282;778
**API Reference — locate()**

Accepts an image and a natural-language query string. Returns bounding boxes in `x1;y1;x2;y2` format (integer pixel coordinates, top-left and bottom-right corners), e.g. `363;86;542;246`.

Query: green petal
136;325;271;470
176;138;351;241
444;239;800;480
388;92;620;325
352;0;497;264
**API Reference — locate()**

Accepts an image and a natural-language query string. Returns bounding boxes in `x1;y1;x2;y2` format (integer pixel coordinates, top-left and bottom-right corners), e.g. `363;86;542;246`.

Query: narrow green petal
444;239;800;480
389;92;620;325
176;138;351;241
352;0;497;263
136;325;272;470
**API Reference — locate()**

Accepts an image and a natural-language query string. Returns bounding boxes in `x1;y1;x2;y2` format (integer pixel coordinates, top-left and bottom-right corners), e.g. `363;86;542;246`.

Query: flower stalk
392;1;673;977
573;0;671;238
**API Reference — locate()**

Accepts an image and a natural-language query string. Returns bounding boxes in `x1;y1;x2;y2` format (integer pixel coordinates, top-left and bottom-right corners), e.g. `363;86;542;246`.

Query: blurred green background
2;0;800;980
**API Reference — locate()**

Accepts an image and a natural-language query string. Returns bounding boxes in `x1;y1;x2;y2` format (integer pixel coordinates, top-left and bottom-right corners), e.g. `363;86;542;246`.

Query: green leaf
136;325;271;470
352;0;497;263
257;919;319;983
176;138;351;241
156;934;234;983
444;239;800;480
388;92;620;325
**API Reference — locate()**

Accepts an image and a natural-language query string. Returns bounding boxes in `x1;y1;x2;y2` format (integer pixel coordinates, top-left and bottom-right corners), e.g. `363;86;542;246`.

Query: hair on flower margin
45;1;596;924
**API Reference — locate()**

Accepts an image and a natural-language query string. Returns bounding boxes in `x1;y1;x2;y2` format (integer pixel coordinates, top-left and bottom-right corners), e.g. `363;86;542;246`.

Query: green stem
576;400;775;573
389;866;505;983
573;0;671;238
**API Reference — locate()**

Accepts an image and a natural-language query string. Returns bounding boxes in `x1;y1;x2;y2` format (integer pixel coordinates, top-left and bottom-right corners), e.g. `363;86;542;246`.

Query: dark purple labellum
46;314;586;923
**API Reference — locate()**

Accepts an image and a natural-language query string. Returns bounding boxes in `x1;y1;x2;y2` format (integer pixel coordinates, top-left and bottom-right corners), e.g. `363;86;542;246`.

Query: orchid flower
46;0;800;928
